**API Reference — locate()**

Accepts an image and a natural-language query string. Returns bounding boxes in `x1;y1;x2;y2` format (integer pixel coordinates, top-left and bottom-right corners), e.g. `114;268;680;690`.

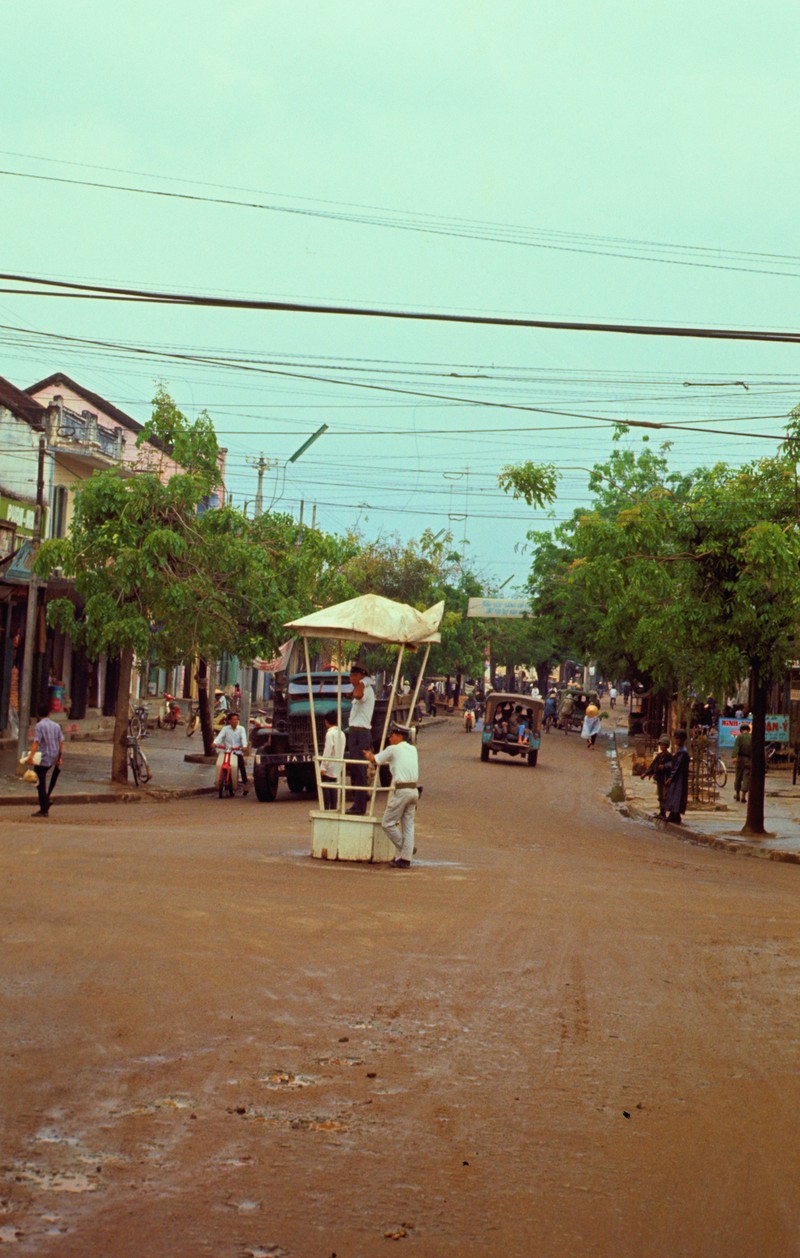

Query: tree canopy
500;422;800;834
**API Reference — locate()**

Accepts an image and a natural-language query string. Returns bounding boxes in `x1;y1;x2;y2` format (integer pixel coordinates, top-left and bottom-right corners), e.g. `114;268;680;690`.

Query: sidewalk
615;732;800;865
0;727;217;806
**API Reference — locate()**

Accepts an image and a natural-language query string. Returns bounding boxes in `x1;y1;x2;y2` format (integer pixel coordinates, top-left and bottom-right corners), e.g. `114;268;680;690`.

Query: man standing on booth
366;723;419;868
345;661;375;814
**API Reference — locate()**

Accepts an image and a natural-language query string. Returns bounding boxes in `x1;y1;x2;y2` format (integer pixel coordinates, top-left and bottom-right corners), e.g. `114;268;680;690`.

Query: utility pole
17;435;47;767
246;454;276;517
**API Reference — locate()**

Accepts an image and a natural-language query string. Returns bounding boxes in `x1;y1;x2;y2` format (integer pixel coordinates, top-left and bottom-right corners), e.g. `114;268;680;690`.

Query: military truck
251;671;417;802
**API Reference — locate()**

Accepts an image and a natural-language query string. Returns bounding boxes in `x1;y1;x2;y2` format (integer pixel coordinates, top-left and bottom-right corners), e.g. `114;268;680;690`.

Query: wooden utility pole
17;435;47;767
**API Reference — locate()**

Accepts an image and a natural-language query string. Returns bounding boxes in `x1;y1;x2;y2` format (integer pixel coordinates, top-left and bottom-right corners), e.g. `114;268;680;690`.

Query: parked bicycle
126;729;152;787
128;701;150;739
186;701;201;738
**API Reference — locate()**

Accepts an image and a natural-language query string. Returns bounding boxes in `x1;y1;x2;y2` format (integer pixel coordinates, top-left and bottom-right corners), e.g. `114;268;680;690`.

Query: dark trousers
34;764;56;813
321;774;339;811
235;752;248;785
346;727;372;813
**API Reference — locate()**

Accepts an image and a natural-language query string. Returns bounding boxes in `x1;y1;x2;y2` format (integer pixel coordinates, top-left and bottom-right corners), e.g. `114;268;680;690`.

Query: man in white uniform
320;709;346;810
366;724;419;868
345;661;375;814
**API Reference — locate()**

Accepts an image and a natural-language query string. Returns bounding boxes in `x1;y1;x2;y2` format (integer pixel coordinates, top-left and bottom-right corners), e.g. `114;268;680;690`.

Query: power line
5;271;800;347
5;162;800;280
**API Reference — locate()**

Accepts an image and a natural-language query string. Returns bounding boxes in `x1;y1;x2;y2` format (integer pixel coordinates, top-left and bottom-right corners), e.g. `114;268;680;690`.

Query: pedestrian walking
345;661;374;814
320;710;346;810
733;722;752;803
609;686;617;709
365;724;419;867
27;703;64;817
581;703;601;749
664;730;690;824
644;734;672;819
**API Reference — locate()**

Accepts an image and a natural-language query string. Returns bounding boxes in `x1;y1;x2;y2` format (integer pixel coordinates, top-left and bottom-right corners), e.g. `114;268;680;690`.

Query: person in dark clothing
664;730;690;823
645;734;673;819
733;722;752;803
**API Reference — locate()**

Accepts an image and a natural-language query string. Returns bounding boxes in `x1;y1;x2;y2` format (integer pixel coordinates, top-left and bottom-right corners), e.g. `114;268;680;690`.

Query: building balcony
46;403;124;469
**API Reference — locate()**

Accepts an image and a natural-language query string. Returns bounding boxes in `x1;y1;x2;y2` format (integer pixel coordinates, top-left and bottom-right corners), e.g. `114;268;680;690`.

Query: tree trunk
197;656;215;755
742;669;768;836
536;661;550;696
111;648;133;784
505;660;516;693
454;670;463;705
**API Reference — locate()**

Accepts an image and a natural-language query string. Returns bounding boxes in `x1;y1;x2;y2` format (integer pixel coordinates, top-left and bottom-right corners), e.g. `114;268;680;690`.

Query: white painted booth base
310;811;397;863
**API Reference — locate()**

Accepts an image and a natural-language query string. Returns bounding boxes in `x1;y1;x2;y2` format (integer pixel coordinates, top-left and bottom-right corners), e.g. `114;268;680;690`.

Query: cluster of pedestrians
643;730;691;824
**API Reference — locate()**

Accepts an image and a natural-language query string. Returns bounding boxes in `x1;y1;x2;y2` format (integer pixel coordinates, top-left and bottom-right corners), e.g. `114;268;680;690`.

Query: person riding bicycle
213;710;249;795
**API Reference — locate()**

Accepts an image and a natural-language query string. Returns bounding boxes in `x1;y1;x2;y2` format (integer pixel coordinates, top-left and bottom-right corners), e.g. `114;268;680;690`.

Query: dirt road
2;722;799;1256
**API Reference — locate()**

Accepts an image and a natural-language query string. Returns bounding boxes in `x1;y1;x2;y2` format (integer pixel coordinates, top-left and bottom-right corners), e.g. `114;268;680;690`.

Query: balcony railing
49;406;124;462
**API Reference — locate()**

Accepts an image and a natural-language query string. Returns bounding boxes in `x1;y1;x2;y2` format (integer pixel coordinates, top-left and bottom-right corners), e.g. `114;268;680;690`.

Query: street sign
467;597;532;619
718;715;789;749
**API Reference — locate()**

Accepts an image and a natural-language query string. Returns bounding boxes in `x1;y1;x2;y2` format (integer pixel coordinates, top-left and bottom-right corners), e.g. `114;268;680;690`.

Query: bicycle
126;730;152;787
217;747;236;798
715;757;727;789
186;701;200;738
128;702;149;740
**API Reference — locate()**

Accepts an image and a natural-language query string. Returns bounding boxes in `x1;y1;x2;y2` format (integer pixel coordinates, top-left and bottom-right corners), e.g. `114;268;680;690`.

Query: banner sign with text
467;597;531;619
718;715;789;749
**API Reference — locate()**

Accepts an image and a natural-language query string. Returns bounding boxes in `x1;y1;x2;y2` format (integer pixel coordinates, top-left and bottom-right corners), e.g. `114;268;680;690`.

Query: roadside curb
619;799;800;865
0;786;218;808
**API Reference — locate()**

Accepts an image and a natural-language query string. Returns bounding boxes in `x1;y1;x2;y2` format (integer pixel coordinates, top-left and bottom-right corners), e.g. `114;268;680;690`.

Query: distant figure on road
621;681;631;706
27;703;64;818
366;723;419;868
733;722;752;804
664;730;690;824
581;703;601;749
609;686;617;709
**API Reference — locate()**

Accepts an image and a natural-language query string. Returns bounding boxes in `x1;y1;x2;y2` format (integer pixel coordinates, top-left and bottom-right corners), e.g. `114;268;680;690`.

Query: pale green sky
3;0;800;585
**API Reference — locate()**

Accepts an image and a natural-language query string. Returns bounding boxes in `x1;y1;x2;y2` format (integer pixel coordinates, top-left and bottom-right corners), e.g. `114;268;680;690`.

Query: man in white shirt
320;710;346;810
213;711;249;795
366;724;419;868
345;661;375;815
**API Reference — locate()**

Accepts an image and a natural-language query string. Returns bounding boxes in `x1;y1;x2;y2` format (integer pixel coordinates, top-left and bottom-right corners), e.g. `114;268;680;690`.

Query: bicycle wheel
129;713;144;739
129;743;141;787
137;747;151;784
186;712;198;738
715;758;727;789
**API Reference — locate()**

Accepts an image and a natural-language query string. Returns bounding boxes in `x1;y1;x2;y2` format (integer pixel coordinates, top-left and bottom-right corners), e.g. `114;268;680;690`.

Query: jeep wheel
254;760;279;802
480;744;489;762
528;748;539;767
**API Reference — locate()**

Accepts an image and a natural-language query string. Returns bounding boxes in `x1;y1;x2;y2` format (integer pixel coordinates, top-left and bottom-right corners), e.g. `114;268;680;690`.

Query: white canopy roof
285;594;444;645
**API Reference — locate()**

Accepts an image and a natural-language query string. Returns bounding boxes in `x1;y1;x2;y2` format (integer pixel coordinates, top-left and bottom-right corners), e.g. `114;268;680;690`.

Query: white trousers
381;787;419;861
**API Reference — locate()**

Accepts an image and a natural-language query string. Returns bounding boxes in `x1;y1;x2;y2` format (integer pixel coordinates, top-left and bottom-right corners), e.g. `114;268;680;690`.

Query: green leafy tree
500;425;800;836
36;390;341;780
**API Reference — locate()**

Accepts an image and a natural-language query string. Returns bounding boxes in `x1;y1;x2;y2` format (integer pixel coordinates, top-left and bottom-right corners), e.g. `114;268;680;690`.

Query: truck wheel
480;744;490;762
286;764;306;795
254;760;279;802
528;748;538;767
304;767;317;795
